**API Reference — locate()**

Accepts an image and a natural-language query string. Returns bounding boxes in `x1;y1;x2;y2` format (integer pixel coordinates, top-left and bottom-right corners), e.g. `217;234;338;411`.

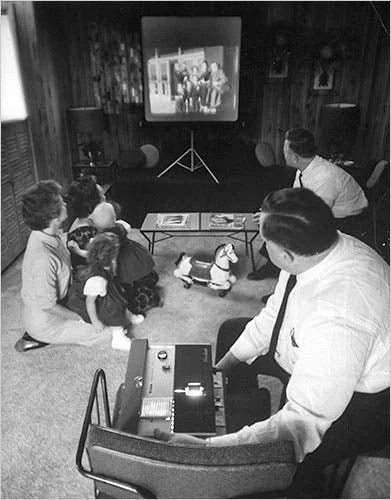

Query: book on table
209;213;246;229
156;213;190;228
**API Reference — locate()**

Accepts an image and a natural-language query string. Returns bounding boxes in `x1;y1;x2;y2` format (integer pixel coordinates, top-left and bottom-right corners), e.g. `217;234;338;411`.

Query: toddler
65;232;144;348
89;202;161;315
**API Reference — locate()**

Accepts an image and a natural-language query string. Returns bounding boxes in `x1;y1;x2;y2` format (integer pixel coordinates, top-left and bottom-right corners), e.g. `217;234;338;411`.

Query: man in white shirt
248;128;368;281
155;188;389;497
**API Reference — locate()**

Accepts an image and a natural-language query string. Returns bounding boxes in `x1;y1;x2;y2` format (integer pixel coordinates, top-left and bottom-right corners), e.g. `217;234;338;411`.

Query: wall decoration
313;63;335;91
268;57;289;79
311;28;359;93
264;21;304;82
87;21;143;114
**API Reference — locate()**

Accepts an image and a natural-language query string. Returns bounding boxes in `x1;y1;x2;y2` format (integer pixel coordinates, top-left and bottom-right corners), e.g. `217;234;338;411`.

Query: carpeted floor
2;228;389;499
1;229;272;499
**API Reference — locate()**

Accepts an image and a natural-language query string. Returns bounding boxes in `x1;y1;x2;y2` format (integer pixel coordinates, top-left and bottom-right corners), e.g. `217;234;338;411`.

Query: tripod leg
157;148;192;178
194;149;220;184
157;129;220;183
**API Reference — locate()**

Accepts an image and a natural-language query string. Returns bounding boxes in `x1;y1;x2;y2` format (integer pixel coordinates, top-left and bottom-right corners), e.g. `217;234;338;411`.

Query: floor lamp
157;130;220;184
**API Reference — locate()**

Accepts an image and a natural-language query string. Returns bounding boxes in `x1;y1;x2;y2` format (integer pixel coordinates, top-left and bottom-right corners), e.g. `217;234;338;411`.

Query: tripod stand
157;130;220;184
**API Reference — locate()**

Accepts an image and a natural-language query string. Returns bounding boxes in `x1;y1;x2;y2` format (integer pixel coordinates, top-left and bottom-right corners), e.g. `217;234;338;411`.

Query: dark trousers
216;318;290;392
257;245;279;273
216;318;390;496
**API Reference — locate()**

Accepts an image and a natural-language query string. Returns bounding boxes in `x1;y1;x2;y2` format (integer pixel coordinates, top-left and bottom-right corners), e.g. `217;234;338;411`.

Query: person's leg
290;388;390;498
61;320;131;351
14;332;49;352
247;244;280;280
215;318;259;392
216;318;266;431
216;317;292;388
126;284;160;315
216;318;291;387
216;318;291;431
259;244;268;259
209;88;218;109
54;319;113;346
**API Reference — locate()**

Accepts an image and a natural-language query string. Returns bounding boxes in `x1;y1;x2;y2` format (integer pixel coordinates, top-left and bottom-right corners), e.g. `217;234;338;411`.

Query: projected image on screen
142;17;241;122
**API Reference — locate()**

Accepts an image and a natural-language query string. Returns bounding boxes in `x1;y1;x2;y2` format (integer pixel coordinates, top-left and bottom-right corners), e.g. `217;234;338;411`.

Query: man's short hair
261;188;338;256
285;128;316;158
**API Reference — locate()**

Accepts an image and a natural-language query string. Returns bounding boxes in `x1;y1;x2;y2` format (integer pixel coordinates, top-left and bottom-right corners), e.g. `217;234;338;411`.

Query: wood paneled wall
9;1;390;177
259;2;390;165
7;1;73;185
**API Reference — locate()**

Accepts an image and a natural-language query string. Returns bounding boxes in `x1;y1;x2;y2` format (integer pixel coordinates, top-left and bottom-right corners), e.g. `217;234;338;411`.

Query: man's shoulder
314;156;353;178
306;157;356;189
311;155;339;172
326;234;389;287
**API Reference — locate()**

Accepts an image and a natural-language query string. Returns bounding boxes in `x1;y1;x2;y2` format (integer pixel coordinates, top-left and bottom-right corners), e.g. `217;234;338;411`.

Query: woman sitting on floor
14;180;132;353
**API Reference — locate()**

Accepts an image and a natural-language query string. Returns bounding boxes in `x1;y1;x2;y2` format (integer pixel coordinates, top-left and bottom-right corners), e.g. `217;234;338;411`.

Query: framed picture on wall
268;58;289;80
313;66;335;92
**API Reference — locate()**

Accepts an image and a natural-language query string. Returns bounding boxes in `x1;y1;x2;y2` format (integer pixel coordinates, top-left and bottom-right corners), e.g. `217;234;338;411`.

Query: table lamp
318;103;360;161
67;107;105;166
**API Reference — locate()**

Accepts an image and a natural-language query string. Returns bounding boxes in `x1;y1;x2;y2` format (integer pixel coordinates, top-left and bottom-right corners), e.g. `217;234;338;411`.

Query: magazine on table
209;213;246;229
156;213;190;228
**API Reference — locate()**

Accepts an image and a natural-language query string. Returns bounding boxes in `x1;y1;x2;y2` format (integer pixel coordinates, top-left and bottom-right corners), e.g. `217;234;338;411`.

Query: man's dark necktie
298;173;303;187
267;274;297;358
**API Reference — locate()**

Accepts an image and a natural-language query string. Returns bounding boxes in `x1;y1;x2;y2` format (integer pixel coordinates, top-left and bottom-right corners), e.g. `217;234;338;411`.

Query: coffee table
140;212;260;271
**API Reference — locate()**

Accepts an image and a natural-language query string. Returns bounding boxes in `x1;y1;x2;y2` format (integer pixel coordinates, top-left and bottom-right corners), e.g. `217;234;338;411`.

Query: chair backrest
255;142;276;168
366;160;388;190
86;424;296;499
77;369;296;499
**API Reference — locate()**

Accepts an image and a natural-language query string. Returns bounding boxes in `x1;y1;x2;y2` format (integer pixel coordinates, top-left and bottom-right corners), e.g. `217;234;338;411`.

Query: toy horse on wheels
174;243;238;297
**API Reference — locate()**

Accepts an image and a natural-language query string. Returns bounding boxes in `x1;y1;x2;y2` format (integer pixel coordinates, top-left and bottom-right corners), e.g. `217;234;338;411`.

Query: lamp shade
67;107;104;133
318;103;360;157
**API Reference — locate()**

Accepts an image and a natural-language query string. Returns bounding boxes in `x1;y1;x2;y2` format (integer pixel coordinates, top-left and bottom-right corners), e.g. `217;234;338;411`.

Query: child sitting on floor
65;176;104;270
89;202;161;315
64;232;144;343
64;176;133;272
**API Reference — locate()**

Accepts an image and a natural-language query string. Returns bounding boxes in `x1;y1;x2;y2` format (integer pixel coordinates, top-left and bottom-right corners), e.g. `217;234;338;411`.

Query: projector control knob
157;350;168;360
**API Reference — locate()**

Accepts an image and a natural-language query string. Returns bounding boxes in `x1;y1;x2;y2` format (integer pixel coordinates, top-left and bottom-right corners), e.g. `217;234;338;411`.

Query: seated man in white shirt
154;188;389;498
248;128;368;281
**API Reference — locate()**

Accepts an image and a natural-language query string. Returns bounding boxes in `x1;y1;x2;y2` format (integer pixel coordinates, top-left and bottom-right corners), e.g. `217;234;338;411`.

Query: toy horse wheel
219;290;228;298
183;282;191;289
